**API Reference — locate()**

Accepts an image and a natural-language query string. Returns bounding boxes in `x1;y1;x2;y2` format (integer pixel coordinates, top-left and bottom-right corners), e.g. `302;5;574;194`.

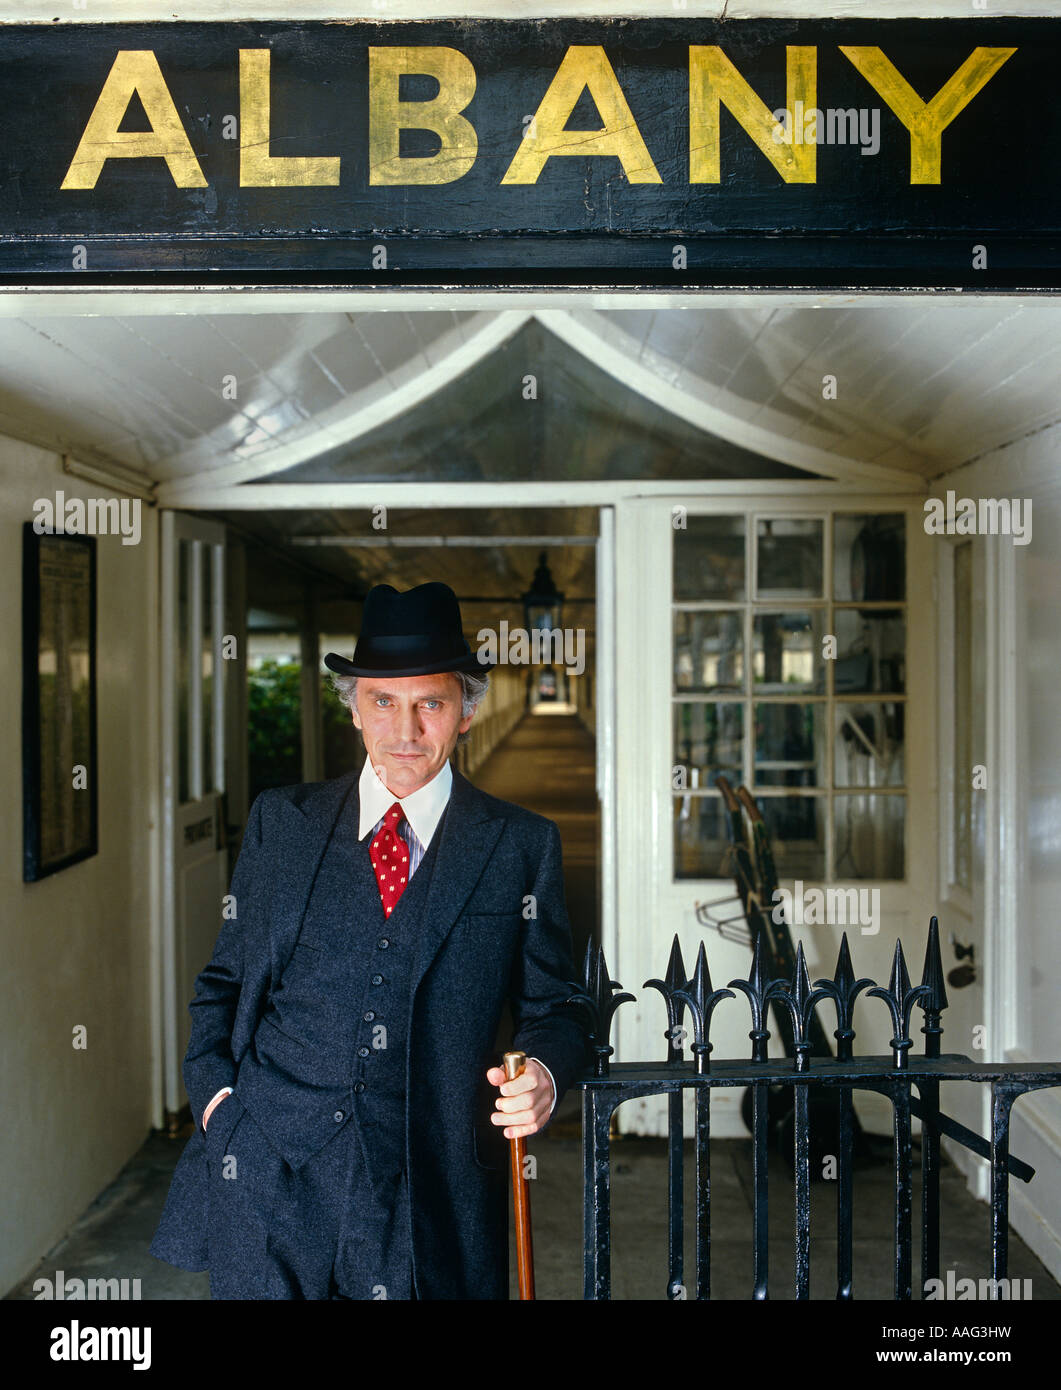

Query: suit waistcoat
236;780;447;1185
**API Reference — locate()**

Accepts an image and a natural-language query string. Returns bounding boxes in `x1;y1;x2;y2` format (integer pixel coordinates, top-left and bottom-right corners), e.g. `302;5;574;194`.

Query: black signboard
0;18;1058;288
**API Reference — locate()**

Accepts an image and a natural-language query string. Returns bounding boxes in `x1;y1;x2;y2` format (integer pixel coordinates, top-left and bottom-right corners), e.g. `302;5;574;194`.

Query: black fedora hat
324;581;493;678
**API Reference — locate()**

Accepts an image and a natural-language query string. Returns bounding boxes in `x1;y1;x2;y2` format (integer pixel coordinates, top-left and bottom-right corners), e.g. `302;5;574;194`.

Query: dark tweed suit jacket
150;765;588;1299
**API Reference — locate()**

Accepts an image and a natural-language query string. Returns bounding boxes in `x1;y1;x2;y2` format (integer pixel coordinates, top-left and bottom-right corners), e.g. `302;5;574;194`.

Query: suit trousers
205;1093;414;1300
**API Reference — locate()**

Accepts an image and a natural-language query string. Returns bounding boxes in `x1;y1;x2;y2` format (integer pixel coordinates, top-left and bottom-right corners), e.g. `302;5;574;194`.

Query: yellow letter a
60;50;206;189
502;46;661;185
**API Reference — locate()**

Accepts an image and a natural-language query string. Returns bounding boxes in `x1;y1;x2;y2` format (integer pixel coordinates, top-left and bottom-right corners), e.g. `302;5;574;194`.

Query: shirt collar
357;756;453;850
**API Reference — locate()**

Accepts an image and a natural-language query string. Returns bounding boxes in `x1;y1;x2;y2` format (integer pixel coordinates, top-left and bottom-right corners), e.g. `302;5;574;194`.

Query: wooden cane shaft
503;1050;536;1301
510;1136;535;1300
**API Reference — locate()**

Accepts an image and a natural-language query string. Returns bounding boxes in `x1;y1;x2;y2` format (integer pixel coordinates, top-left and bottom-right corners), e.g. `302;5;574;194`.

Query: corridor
472;709;600;969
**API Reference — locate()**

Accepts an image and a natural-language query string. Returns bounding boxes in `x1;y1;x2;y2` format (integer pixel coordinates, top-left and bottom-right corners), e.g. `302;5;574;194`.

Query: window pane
674;610;743;693
834;703;905;787
757;795;826;879
674;515;746;601
754;704;825;788
671;508;908;887
752;610;825;693
756;518;823;599
833;609;905;694
674;795;730;879
833;513;906;602
834;794;905;879
673;702;743;790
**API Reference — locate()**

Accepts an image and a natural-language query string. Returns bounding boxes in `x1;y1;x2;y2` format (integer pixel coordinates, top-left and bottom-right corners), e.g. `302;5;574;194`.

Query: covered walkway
472;708;599;969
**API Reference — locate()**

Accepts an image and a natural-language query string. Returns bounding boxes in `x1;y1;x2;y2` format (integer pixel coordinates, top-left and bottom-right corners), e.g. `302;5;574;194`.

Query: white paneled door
160;510;228;1125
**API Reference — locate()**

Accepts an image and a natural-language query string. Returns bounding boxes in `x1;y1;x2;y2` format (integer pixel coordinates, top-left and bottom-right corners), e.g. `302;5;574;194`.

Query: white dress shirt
357;755;452;862
203;758;556;1129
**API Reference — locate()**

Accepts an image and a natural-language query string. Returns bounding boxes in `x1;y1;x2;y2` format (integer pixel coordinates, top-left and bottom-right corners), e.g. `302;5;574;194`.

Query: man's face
351;672;474;796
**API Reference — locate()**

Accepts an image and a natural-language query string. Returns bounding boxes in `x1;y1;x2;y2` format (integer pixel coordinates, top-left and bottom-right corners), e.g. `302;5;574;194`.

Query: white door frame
610;488;934;1132
163;493;622;977
596;507;617;968
159;508;228;1124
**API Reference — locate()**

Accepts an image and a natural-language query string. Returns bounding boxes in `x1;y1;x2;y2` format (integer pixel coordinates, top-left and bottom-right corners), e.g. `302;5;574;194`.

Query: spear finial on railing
814;932;875;1062
674;942;734;1075
566;940;635;1077
918;916;949;1060
764;941;827;1073
728;926;774;1063
644;934;689;1063
869;939;930;1070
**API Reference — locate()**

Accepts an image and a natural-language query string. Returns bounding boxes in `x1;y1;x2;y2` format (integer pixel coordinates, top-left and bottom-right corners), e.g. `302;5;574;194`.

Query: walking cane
503;1050;536;1300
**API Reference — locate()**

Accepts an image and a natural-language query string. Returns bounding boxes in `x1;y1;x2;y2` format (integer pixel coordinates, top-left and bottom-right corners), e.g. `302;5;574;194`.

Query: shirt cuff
202;1086;233;1132
528;1058;557;1115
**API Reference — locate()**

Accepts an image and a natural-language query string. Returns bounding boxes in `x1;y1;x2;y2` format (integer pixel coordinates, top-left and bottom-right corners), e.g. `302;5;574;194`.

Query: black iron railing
567;918;1061;1301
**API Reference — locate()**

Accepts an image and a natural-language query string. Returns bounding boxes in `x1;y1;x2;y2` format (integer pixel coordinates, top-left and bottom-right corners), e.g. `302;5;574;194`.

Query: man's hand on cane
486;1059;554;1139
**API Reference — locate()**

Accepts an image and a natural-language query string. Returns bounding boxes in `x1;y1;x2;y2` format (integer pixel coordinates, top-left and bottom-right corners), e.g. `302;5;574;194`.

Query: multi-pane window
673;513;907;882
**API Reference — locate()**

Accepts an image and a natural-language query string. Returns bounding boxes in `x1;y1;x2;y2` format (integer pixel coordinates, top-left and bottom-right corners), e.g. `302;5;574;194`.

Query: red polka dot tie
370;802;409;918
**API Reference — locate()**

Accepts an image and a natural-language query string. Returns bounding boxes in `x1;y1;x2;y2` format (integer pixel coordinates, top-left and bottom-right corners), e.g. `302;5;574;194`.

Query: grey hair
329;670;490;745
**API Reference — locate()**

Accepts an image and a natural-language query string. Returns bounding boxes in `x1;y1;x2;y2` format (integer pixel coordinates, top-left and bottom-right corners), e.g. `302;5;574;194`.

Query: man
151;581;586;1299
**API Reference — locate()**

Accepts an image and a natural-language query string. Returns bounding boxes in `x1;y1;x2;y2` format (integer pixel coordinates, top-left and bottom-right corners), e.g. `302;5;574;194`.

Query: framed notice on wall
22;523;98;881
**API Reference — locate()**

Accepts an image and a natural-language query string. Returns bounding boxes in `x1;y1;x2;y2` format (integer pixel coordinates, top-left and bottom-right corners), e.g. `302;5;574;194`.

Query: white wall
934;423;1061;1281
0;441;158;1295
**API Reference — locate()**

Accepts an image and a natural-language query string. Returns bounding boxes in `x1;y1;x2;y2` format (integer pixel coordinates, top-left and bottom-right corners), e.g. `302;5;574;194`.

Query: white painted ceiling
1;303;1058;489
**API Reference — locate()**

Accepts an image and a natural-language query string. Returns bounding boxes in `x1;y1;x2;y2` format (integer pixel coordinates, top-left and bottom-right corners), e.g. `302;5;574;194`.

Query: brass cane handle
503;1050;527;1082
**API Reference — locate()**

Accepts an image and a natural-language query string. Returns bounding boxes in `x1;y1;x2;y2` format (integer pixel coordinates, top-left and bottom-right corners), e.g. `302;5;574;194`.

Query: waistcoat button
377;938;390;950
363;1011;376;1022
371;974;384;986
358;1045;370;1058
333;1111;344;1123
354;1082;366;1094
